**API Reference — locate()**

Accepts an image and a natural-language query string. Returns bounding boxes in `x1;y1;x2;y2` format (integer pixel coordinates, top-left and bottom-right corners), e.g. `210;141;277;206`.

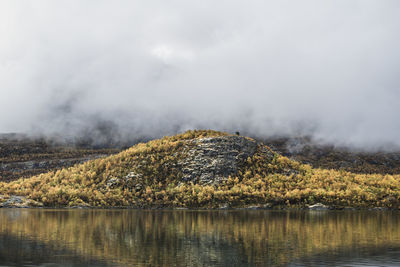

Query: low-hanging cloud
1;0;399;149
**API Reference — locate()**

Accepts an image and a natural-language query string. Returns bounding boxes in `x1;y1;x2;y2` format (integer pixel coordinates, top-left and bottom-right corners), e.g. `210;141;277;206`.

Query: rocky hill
260;136;400;174
0;134;120;182
3;132;400;184
0;130;399;209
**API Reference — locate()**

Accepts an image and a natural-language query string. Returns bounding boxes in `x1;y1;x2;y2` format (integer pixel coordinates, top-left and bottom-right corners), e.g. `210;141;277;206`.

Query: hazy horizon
1;1;400;149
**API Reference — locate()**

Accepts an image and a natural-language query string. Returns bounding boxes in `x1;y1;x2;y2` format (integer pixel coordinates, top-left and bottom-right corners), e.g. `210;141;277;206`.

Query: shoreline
1;203;398;211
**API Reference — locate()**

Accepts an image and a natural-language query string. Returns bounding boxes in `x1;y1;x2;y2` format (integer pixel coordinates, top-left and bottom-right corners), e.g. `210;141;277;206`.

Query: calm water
0;209;399;266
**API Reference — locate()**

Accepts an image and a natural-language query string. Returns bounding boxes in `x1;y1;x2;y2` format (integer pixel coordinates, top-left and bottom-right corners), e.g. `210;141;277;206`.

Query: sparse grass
261;137;400;174
0;137;120;182
0;130;399;209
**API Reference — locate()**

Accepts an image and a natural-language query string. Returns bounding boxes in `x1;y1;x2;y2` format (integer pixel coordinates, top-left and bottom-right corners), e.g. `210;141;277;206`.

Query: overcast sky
1;1;399;148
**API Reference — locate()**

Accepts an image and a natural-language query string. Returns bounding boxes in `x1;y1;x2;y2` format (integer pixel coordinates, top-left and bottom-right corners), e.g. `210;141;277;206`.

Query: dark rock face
178;136;261;184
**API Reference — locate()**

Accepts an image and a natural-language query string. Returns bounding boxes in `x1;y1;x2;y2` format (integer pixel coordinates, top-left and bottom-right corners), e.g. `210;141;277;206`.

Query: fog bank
1;1;399;149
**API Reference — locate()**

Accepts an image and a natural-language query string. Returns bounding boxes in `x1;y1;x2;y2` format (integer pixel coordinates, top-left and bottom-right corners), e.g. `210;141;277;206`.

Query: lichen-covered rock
177;136;272;184
124;172;143;192
0;195;43;208
106;172;144;191
106;177;121;188
308;203;330;210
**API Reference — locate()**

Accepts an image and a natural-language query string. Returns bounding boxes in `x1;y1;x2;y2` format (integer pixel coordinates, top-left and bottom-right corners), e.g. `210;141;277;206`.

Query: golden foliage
0;130;399;209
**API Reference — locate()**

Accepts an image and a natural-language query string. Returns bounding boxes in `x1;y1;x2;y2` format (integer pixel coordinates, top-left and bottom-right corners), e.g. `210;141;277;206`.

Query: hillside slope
0;134;120;182
3;132;400;184
0;130;399;209
259;136;400;174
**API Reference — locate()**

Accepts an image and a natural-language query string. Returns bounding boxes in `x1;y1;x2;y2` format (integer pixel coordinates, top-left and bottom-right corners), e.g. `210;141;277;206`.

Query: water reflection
0;209;399;266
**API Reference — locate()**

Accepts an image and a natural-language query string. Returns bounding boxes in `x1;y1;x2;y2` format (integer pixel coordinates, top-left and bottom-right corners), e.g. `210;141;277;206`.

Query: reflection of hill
292;244;400;266
0;232;109;266
0;210;400;266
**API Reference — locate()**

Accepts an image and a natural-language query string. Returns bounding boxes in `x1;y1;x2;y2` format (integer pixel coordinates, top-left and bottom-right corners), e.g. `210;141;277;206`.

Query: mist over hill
1;1;400;150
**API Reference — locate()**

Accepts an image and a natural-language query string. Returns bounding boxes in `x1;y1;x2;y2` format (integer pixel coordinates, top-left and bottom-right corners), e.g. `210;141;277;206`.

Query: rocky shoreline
0;194;396;211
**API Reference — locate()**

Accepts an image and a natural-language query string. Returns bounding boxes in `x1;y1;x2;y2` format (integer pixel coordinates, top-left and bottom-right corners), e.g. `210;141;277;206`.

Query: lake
0;209;399;266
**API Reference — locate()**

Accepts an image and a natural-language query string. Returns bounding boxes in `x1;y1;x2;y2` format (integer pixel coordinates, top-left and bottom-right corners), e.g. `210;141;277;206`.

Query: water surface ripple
0;209;399;266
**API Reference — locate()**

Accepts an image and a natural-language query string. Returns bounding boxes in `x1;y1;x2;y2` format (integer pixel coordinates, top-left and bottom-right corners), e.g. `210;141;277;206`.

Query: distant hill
0;130;399;209
0;134;120;182
259;136;400;174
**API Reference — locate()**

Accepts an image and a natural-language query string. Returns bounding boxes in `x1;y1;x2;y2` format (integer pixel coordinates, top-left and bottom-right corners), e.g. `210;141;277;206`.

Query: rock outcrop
177;136;272;184
308;203;330;210
0;195;43;208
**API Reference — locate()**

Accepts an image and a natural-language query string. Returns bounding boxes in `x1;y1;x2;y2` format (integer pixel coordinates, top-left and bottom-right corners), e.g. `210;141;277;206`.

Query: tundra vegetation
0;130;399;209
0;136;119;182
